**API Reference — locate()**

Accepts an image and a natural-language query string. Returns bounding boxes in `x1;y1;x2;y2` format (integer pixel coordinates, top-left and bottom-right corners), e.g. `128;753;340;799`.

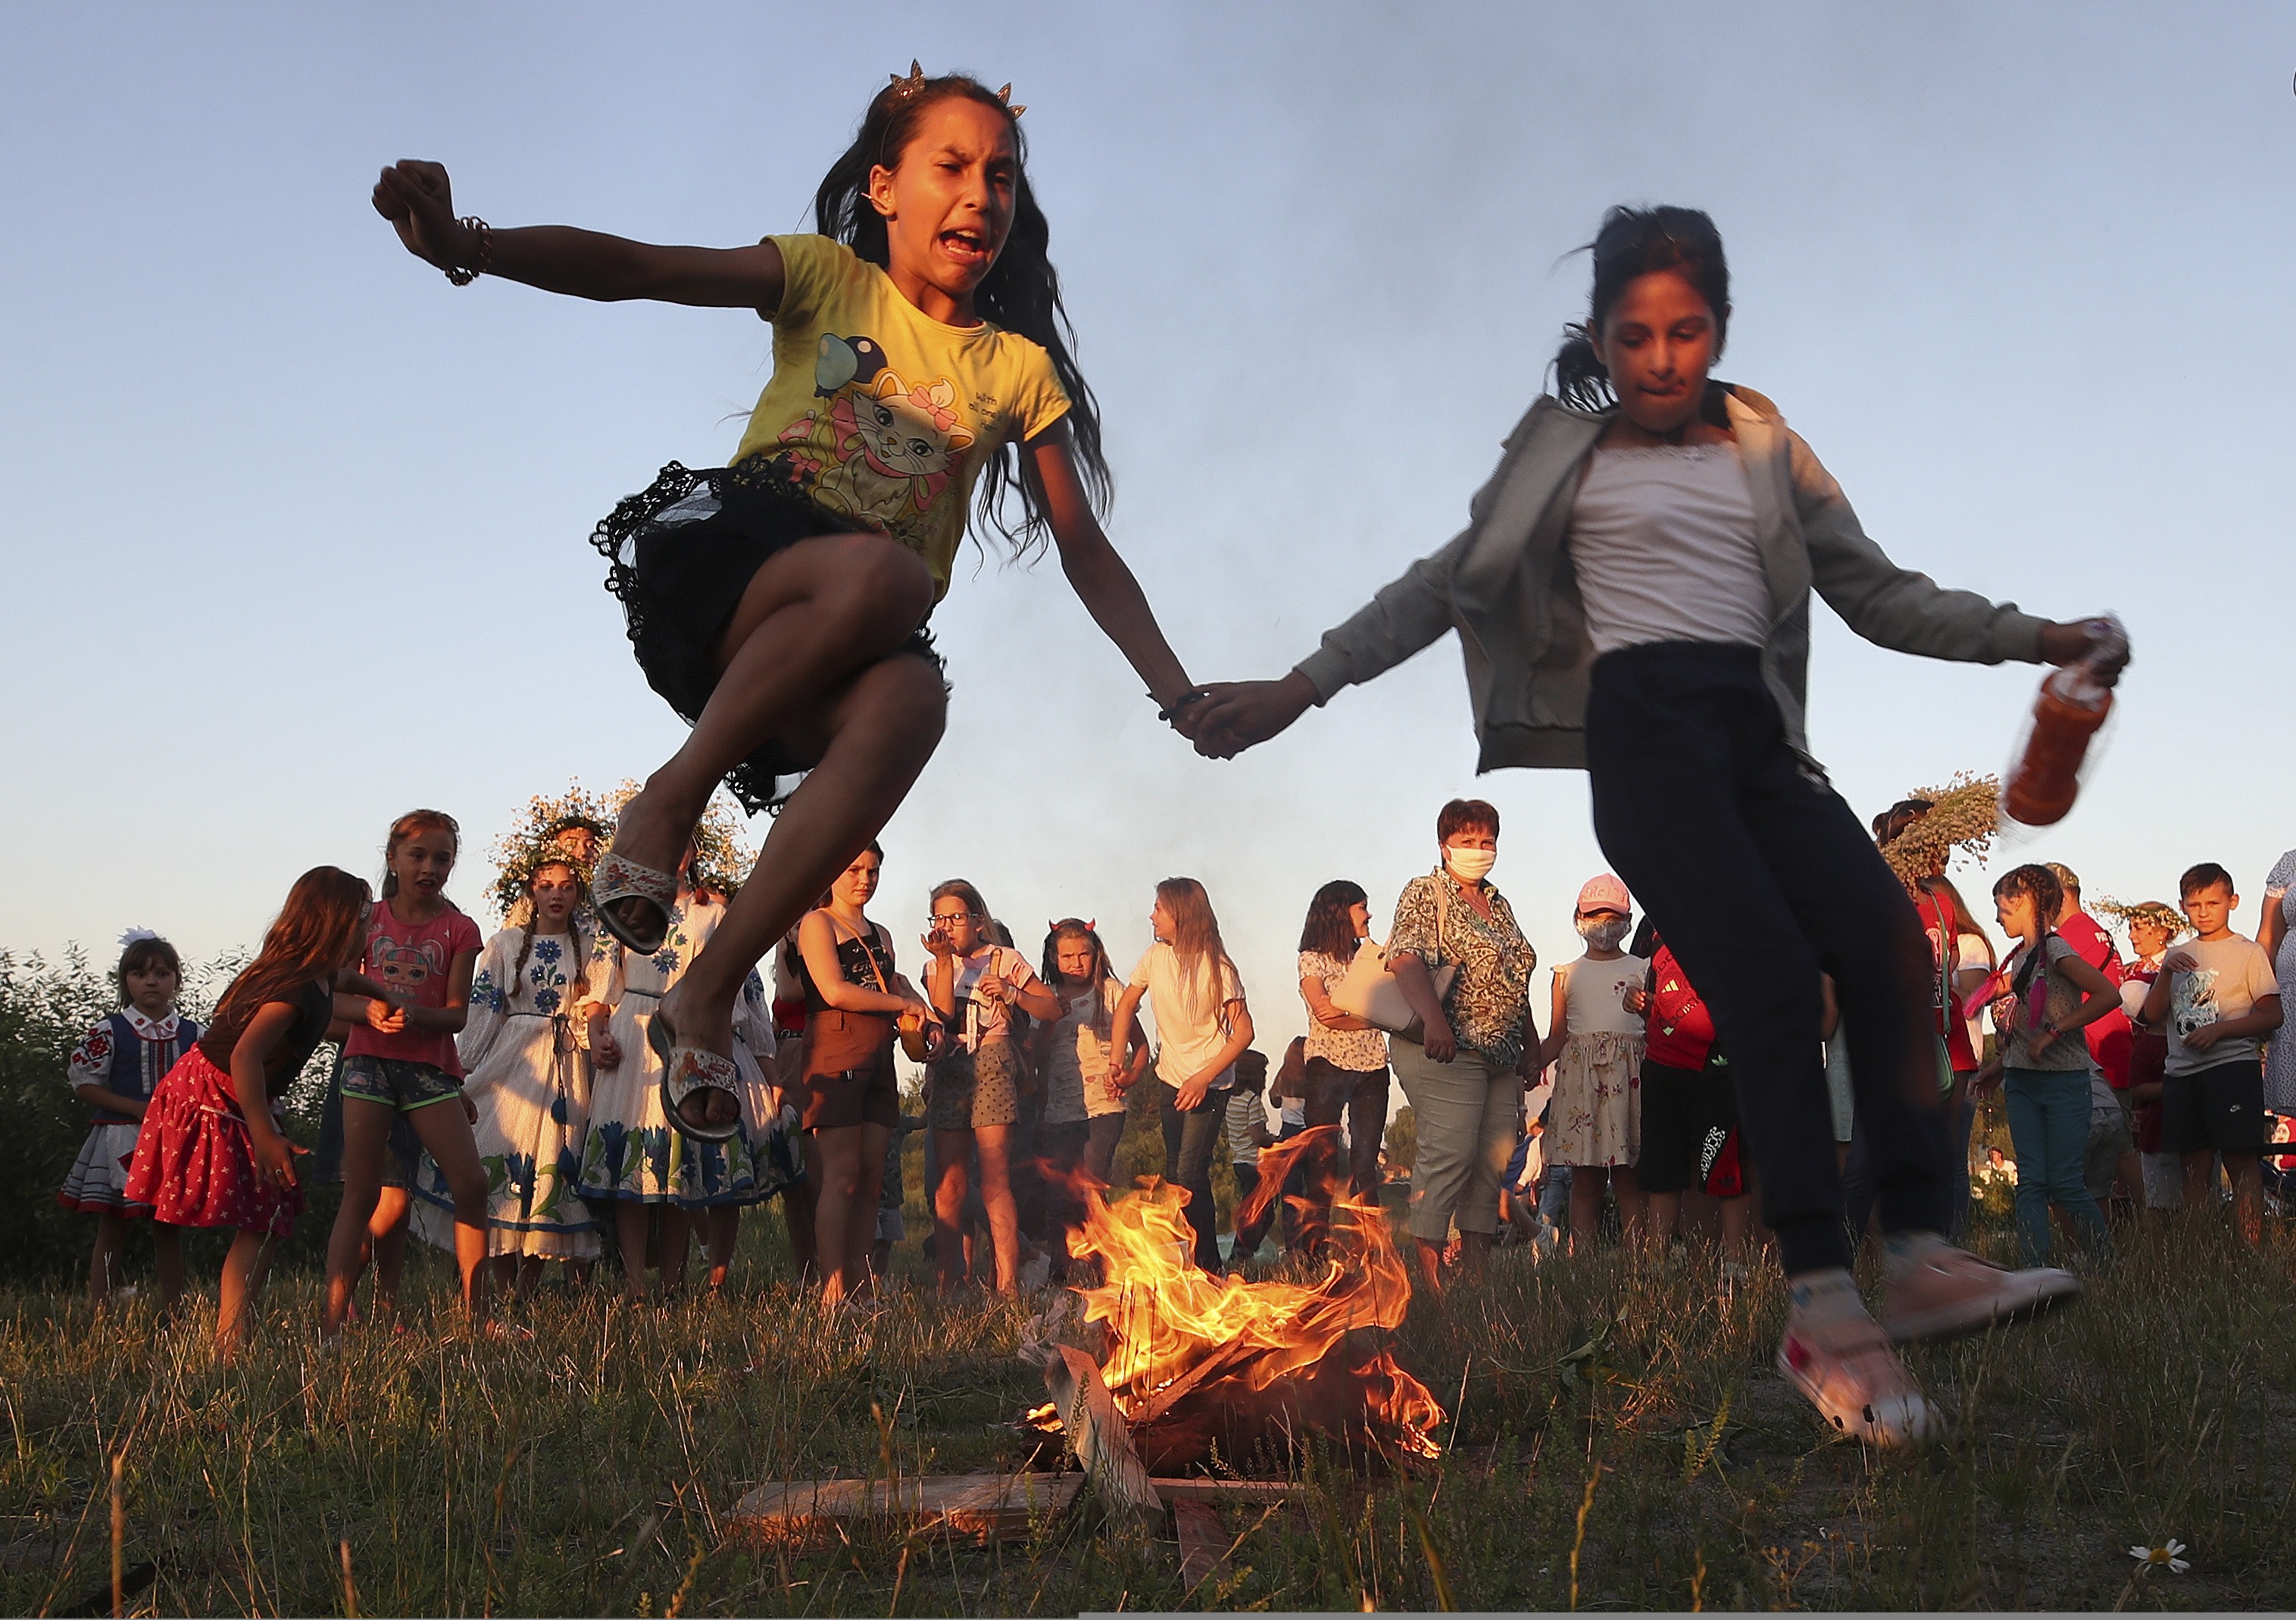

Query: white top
1559;953;1647;1037
1567;443;1771;658
948;944;1042;1053
1129;943;1245;1093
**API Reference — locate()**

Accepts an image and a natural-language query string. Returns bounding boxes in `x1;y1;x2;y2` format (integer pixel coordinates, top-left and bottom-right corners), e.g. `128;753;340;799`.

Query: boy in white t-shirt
2140;862;2283;1245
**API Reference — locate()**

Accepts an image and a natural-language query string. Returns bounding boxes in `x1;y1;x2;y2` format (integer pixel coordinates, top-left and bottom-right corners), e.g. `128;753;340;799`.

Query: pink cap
1576;873;1631;917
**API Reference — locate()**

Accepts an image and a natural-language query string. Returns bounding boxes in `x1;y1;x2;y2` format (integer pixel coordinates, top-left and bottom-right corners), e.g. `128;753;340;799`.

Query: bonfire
1030;1127;1444;1477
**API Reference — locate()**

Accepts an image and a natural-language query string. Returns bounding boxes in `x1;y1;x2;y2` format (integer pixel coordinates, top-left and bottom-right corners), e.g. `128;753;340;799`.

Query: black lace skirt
589;460;942;814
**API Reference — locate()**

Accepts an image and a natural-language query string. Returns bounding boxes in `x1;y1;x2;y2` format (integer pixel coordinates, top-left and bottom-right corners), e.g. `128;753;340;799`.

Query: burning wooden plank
1044;1344;1162;1523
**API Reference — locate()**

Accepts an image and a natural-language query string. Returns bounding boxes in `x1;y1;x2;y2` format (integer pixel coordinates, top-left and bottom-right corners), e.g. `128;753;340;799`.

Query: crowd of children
58;781;2292;1373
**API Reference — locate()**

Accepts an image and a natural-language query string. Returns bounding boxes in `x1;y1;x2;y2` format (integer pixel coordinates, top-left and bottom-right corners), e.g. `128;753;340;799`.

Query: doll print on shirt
371;934;442;1000
764;333;979;529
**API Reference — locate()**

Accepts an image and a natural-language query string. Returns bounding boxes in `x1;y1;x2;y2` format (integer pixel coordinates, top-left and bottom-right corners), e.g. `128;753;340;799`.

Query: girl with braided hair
411;858;602;1296
373;65;1204;1147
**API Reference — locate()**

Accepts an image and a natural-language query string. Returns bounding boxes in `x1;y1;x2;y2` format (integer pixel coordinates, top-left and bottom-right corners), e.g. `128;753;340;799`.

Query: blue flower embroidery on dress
535;939;561;964
534;987;562;1015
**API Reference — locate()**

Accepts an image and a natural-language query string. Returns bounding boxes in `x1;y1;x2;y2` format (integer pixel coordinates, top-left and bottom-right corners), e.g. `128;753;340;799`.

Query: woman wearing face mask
1385;798;1540;1290
1537;875;1649;1252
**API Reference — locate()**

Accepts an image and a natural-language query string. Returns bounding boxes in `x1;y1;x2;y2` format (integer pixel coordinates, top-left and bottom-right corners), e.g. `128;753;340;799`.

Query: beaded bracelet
1154;688;1210;722
445;216;492;286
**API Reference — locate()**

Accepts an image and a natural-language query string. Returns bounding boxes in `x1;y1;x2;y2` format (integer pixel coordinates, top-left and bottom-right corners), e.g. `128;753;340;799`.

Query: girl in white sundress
576;846;723;1296
1538;874;1648;1251
412;858;601;1296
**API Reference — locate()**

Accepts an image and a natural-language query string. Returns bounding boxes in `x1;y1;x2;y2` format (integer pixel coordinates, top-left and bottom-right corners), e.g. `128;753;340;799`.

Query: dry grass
5;1182;2294;1614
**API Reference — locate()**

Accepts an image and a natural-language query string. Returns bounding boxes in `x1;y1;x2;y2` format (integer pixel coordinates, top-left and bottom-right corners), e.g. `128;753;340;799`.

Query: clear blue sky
5;3;2292;1065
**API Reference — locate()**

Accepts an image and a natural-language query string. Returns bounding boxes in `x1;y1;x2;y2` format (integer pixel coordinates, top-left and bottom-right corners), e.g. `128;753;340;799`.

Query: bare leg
974;1125;1021;1293
1646;1190;1682;1249
407;1102;494;1325
152;1224;184;1318
514;1256;545;1301
370;1186;411;1318
931;1127;973;1293
606;533;936;1098
783;1180;819;1285
1457;1228;1492;1283
1613;1166;1646;1251
1568;1166;1607;1253
705;1206;739;1293
1413;1235;1445;1293
614;1203;651;1296
847;1122;890;1297
217;1228;278;1359
88;1212;127;1307
811;1124;868;1308
2228;1155;2264;1246
323;1099;399;1337
1720;1195;1753;1262
656;1207;692;1293
655;654;948;1119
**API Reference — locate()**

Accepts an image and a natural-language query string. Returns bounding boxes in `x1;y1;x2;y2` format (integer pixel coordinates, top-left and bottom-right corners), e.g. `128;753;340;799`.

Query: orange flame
1062;1127;1445;1461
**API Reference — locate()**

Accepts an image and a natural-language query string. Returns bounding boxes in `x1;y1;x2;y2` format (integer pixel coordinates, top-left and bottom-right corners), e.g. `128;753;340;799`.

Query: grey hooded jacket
1292;385;2051;772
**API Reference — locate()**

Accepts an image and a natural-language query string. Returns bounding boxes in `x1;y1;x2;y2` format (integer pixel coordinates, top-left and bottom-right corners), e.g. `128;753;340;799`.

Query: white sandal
592;850;678;955
647;1008;741;1143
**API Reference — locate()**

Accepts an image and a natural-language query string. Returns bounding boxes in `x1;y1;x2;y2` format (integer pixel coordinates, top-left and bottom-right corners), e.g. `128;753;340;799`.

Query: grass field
4;1170;2293;1615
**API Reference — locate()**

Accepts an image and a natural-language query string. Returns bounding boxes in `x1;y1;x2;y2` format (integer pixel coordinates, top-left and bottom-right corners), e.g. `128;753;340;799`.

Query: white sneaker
1776;1271;1940;1446
1881;1232;2081;1343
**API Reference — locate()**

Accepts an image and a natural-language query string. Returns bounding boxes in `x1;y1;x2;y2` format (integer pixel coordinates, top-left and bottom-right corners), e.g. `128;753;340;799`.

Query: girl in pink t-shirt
320;810;494;1337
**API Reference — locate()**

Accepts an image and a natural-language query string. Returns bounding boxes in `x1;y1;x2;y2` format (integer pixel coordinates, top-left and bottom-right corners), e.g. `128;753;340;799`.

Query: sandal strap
663;1046;738;1099
593;852;680;912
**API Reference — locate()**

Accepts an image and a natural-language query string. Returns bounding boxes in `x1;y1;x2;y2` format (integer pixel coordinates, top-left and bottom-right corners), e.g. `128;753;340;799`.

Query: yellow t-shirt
731;233;1073;598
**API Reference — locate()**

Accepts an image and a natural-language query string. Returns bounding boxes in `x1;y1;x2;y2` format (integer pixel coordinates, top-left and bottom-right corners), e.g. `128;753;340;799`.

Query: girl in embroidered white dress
60;931;197;1313
576;844;722;1296
413;858;601;1296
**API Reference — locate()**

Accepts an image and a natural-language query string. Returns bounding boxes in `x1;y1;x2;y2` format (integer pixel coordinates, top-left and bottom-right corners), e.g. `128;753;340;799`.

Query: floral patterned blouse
1388;869;1537;1070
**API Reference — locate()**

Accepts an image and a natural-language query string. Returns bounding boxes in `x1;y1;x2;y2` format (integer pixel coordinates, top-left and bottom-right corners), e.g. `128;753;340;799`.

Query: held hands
1185;673;1318;760
372;159;475;272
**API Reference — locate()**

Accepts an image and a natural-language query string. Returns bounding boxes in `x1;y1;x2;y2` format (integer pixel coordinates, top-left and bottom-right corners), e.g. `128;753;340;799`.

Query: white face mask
1576;915;1631;951
1445;846;1497;883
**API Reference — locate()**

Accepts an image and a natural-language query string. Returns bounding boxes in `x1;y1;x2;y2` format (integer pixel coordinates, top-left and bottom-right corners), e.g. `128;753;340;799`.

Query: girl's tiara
888;61;1023;117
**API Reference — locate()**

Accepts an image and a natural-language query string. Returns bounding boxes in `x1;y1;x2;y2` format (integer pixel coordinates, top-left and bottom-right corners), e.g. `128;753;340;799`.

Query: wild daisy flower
2129;1539;2189;1574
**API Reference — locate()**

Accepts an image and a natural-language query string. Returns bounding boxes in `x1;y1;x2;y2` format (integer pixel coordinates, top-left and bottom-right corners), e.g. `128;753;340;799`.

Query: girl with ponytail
373;66;1204;1146
1192;204;2120;1445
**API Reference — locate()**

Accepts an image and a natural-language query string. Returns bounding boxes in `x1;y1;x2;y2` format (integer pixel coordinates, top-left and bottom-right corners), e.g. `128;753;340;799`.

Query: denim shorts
340;1054;464;1114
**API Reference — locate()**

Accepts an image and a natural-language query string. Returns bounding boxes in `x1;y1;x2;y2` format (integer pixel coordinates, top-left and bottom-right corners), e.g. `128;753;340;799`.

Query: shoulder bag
1329;872;1459;1040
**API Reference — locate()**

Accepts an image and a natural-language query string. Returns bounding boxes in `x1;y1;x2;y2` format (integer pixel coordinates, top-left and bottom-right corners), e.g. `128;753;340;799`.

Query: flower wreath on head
605;780;752;905
486;784;617;924
2092;897;2190;946
1876;773;2000;893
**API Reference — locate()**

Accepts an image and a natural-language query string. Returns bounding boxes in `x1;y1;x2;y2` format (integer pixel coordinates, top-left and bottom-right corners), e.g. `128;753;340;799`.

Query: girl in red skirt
127;867;381;1356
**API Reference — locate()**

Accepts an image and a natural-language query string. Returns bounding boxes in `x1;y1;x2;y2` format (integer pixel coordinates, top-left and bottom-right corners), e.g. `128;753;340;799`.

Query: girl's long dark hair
1299;880;1369;960
1550;205;1732;411
811;71;1109;558
208;867;371;1052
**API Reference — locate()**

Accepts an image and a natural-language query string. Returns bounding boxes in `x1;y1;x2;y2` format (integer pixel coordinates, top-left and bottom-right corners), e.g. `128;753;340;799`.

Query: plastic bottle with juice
2001;616;2128;827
